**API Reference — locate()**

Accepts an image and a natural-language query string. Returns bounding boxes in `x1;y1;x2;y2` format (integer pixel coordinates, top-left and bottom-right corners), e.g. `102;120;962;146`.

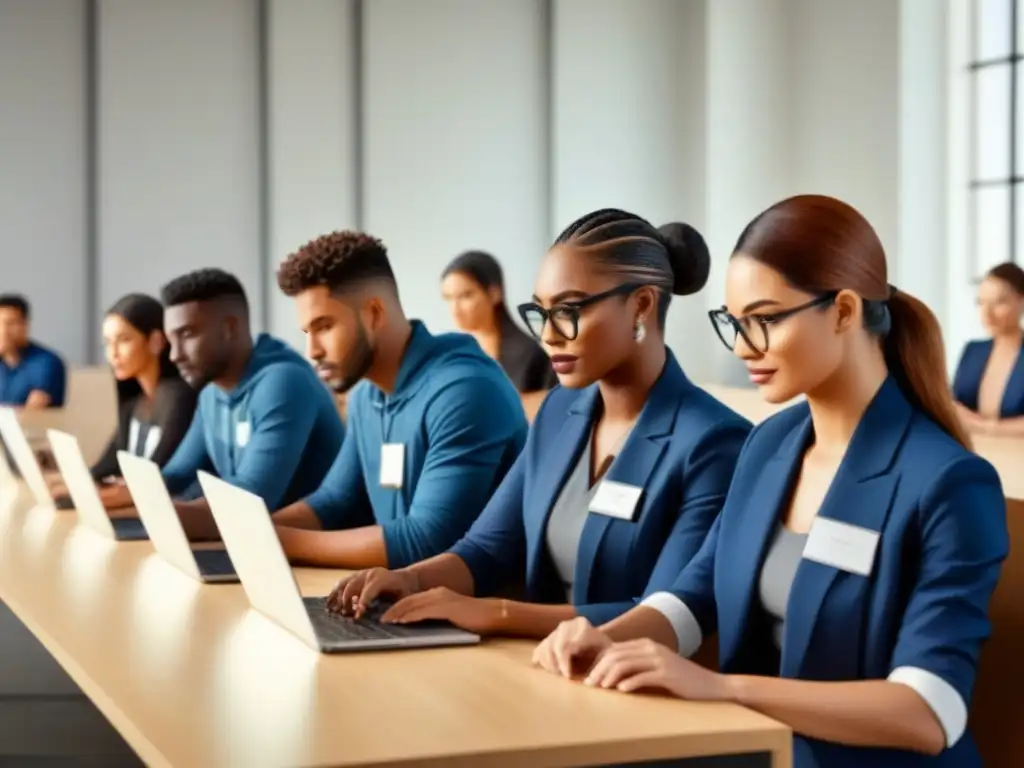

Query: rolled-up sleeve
886;455;1008;748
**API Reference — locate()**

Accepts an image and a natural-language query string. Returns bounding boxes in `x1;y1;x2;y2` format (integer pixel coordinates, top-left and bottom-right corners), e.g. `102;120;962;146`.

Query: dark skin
324;245;669;639
113;298;254;537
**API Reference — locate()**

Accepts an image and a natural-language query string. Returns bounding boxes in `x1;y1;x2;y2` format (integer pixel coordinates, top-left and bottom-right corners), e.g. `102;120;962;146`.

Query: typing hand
326;568;420;618
532;617;613;679
380;588;502;635
582;639;729;701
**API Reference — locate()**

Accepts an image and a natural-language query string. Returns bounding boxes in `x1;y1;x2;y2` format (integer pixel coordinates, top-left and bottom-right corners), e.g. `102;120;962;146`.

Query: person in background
0;294;66;408
87;294;197;509
265;231;528;570
328;210;750;639
139;269;344;536
441;250;555;396
534;195;1007;768
952;262;1024;436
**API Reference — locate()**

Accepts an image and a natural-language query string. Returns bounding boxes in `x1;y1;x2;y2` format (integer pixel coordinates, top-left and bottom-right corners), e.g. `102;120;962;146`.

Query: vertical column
361;0;549;332
265;0;360;350
898;0;951;341
551;0;709;374
0;0;88;362
704;0;794;384
96;0;262;328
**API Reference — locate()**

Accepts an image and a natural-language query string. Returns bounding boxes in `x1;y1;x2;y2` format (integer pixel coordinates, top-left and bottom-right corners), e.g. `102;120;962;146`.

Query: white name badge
802;516;880;577
589;480;643;521
380;443;405;489
236;421;251;448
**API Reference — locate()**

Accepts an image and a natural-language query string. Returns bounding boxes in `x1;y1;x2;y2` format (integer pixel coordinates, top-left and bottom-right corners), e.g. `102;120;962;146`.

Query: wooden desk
0;488;791;768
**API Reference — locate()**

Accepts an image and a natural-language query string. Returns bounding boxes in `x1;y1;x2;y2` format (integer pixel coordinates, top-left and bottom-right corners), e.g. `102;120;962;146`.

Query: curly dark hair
160;268;248;309
277;231;396;297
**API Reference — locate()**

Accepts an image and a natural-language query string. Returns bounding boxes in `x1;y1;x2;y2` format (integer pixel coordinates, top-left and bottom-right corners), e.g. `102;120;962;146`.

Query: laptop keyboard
303;597;441;642
193;548;235;576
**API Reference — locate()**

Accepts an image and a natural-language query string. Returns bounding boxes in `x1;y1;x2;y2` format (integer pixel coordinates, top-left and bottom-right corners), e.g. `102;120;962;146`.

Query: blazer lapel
524;386;597;597
718;414;811;666
571;354;687;602
780;377;908;677
1000;341;1024;417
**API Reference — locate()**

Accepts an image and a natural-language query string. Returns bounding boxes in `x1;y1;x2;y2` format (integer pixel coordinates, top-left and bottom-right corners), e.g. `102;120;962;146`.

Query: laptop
46;430;148;541
116;451;237;583
197;470;481;653
0;408;58;507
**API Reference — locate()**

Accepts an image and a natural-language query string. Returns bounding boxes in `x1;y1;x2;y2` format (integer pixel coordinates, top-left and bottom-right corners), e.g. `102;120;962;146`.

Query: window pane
975;64;1012;180
1017;60;1024;174
974;185;1012;274
977;0;1013;59
1016;184;1024;264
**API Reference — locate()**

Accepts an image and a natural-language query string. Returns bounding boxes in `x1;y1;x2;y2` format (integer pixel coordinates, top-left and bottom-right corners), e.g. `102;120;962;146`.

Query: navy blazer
952;338;1024;417
649;378;1008;768
448;351;751;625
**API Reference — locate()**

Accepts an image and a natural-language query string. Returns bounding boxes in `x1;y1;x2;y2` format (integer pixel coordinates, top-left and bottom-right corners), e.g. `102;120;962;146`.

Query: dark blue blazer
659;378;1008;768
448;352;751;625
952;338;1024;417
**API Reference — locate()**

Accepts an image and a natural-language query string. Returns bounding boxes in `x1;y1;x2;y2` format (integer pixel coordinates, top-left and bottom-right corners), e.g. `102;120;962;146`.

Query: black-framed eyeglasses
517;283;644;341
708;292;837;354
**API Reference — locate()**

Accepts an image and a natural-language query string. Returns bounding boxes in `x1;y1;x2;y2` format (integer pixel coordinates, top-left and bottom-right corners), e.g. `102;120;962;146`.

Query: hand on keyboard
326;568;421;618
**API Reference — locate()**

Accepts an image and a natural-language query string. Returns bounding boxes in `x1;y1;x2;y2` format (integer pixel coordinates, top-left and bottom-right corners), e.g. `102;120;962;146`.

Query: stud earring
634;320;646;343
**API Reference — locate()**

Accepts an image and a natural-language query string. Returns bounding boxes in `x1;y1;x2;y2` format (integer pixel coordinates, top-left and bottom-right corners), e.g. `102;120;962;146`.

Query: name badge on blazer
802;516;880;577
379;443;405;489
589;480;643;521
235;421;251;448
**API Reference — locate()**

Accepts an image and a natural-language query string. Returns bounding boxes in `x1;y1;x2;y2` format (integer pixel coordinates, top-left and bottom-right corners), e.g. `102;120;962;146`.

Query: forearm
724;676;945;755
990;415;1024;437
277;525;388;569
600;606;680;650
272;501;323;530
24;390;52;409
404;553;477;595
493;600;578;639
174;499;221;541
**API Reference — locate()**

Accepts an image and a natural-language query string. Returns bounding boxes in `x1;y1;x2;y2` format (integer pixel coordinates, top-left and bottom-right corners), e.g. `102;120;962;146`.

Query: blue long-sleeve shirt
0;342;66;407
161;334;345;509
305;321;528;568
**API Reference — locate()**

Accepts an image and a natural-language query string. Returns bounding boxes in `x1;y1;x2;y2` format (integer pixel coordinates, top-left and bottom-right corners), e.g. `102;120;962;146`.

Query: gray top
758;524;809;650
545;437;600;600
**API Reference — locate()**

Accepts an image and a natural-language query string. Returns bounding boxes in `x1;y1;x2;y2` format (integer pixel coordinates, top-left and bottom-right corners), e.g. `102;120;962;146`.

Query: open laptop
197;470;481;653
117;451;237;583
46;430;148;541
0;408;60;508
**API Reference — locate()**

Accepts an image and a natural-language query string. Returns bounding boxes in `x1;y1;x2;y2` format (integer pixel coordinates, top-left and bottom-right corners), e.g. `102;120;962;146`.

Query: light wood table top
972;435;1024;501
0;485;791;768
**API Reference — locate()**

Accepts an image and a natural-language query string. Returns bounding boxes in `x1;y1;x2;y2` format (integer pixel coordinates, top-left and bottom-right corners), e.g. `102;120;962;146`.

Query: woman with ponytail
534;195;1008;768
441;250;555;396
326;209;750;639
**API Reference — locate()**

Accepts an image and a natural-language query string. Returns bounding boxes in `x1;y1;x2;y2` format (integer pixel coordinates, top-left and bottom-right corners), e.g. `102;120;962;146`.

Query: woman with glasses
441;250;555;395
533;195;1008;768
951;262;1024;436
324;208;751;638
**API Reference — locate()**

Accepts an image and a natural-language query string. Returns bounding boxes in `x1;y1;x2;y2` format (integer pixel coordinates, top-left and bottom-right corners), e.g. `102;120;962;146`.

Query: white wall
361;0;549;336
0;0;88;363
96;0;262;341
266;0;359;350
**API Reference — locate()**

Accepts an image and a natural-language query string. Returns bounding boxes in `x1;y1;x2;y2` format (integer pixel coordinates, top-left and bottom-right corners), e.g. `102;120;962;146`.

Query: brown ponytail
733;194;969;447
884;289;971;449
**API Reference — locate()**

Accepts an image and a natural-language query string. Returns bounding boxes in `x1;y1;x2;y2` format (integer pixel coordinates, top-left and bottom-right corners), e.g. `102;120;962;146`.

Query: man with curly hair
154;268;345;533
269;230;528;569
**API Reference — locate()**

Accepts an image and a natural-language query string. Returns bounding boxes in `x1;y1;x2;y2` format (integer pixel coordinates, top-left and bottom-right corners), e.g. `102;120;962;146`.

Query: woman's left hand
381;587;503;635
583;639;731;701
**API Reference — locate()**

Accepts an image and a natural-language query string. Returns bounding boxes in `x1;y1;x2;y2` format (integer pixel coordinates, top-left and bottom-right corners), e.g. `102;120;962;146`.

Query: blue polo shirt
0;342;66;407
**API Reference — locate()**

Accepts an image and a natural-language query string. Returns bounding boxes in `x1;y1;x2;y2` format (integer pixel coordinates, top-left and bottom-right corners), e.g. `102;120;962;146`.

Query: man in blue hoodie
155;269;345;536
269;231;529;569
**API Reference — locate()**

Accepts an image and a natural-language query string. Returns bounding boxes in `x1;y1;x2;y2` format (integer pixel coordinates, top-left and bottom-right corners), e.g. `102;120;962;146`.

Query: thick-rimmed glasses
708;292;837;354
518;283;644;341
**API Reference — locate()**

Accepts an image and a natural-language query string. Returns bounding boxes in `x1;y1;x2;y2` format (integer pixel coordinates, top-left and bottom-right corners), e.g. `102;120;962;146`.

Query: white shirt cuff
888;666;967;747
639;592;703;657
